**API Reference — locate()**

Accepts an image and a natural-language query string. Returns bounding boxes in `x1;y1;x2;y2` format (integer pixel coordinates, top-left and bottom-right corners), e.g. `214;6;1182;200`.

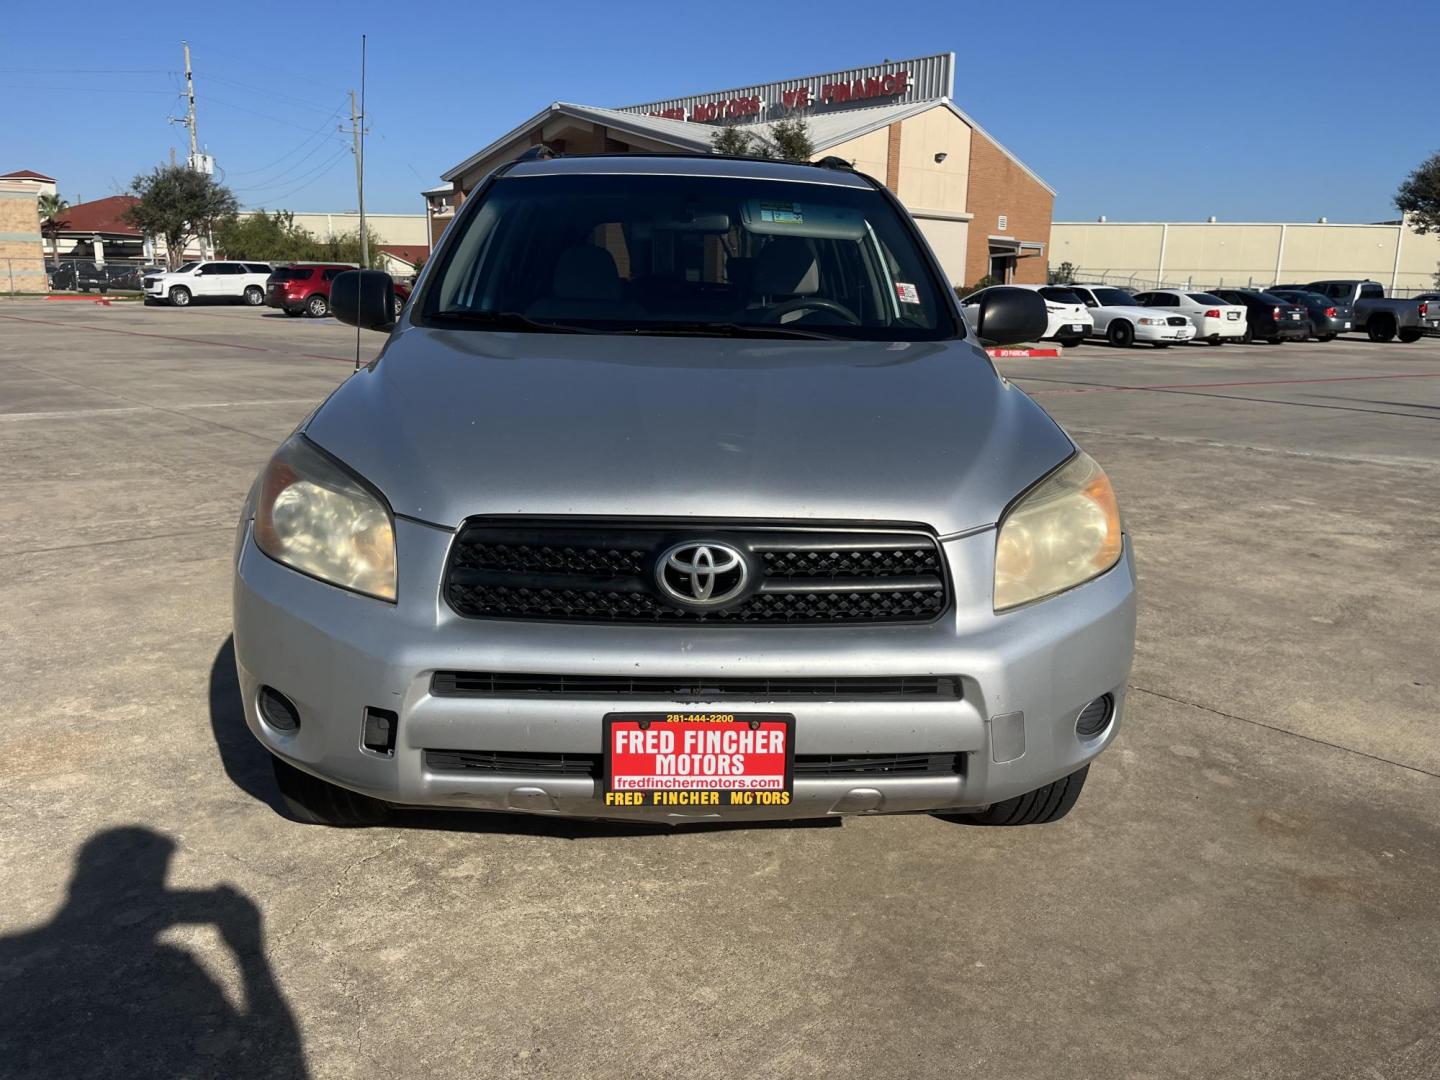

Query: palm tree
37;192;69;261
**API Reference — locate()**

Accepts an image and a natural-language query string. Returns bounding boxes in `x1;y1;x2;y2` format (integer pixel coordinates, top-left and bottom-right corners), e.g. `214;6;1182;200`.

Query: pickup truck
1301;280;1439;343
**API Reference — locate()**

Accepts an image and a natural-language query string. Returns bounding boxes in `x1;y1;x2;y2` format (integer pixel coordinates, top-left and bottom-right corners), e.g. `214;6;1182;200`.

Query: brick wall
885;123;902;193
963;130;1054;287
0;186;46;293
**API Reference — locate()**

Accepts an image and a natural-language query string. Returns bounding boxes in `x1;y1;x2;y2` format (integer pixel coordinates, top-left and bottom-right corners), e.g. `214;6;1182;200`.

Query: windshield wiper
429;310;600;334
623;321;838;340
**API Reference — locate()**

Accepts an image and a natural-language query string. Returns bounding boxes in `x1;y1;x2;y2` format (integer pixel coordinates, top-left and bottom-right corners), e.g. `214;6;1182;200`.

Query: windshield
269;267;313;282
1091;288;1135;306
1187;292;1224;304
422;172;957;340
174;262;198;273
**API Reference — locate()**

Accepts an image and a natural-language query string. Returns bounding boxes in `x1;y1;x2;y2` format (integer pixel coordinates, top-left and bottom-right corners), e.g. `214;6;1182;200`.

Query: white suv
144;260;274;308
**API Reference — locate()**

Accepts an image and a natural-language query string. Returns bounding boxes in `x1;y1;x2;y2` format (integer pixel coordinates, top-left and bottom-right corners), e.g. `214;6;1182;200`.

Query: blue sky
3;0;1434;223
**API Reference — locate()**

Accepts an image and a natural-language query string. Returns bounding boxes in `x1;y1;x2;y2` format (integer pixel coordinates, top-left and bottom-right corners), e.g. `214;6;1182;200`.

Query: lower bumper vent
424;749;962;778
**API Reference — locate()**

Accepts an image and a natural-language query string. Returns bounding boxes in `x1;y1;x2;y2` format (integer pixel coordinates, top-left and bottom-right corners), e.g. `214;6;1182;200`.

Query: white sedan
961;284;1093;346
1068;284;1196;348
1131;289;1248;345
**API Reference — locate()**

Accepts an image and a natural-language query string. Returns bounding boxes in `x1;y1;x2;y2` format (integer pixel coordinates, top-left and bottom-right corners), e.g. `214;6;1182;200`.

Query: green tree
37;192;69;261
213;210;317;262
710;118;814;163
125;165;239;268
765;118;814;163
711;125;759;157
1048;261;1076;285
1395;150;1440;234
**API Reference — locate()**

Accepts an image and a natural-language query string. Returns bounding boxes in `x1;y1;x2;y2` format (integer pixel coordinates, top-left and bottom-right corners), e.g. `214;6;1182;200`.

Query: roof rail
515;144;558;162
813;156;854;171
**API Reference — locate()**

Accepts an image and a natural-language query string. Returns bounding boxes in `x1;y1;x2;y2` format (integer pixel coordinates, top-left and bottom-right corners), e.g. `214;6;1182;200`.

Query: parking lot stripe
1023;371;1440;395
0;313;356;364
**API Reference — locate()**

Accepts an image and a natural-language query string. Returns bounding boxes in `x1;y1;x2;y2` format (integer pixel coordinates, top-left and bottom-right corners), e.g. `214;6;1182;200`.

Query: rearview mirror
330;270;396;332
972;287;1049;347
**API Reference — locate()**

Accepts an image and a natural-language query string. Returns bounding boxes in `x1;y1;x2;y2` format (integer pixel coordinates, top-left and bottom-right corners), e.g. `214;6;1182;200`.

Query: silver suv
232;153;1136;827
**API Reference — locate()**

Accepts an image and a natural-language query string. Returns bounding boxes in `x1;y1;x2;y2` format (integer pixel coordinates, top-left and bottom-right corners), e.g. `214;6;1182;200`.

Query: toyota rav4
232;152;1136;827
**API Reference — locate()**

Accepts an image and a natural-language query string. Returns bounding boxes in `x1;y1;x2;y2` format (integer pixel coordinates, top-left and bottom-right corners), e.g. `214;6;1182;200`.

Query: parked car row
963;277;1436;347
141;260;409;318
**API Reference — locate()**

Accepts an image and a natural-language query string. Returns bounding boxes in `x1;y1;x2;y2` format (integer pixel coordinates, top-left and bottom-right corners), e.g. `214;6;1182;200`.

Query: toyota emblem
656;542;748;607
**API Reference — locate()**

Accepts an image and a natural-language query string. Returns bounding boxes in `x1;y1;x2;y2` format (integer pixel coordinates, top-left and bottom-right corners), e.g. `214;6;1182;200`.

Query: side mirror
330;270;396;332
972;286;1049;347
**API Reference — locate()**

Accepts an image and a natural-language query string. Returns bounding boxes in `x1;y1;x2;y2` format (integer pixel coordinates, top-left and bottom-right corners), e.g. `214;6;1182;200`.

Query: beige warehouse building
1051;217;1440;296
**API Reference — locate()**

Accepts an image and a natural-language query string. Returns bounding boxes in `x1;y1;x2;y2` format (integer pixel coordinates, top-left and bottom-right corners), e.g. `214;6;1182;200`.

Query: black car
1269;288;1352;341
1210;288;1309;343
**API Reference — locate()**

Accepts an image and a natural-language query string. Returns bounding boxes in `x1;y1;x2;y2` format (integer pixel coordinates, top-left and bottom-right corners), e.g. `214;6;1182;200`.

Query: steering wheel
761;297;861;325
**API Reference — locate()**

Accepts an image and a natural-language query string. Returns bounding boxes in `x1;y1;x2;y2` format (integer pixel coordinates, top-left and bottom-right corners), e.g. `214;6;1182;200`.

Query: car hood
301;327;1076;536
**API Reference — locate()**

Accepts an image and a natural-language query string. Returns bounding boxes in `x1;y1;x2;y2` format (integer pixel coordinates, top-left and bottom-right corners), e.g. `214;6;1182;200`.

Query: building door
989;252;1015;284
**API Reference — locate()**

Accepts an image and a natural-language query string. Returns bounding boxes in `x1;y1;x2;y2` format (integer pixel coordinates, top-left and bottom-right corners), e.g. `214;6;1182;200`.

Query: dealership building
425;54;1055;288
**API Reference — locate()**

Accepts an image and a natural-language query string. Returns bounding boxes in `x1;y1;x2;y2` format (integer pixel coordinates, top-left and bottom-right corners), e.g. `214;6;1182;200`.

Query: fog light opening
258;686;301;732
1075;694;1114;738
362;707;398;756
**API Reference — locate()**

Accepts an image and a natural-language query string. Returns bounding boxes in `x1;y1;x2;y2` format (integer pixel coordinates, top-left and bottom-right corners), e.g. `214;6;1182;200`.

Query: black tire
1240;324;1253;344
143;297;158;306
169;285;191;307
1367;317;1396;343
270;756;390;826
243;285;264;306
1207;335;1223;346
1150;341;1170;349
1318;334;1334;342
935;765;1090;827
1106;320;1134;348
306;293;329;318
1398;328;1423;343
392;294;405;318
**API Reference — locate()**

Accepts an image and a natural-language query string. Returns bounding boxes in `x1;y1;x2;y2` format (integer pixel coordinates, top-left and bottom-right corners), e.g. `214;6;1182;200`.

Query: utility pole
340;36;369;267
183;42;198;165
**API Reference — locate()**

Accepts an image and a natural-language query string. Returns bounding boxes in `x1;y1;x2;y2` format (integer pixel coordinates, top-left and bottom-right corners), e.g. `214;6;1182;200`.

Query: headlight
994;452;1123;611
1138;316;1164;326
253;435;397;601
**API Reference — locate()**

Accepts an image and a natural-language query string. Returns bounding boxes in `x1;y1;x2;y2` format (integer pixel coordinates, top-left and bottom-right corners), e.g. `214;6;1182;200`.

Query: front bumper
1134;322;1196;343
233;519;1137;823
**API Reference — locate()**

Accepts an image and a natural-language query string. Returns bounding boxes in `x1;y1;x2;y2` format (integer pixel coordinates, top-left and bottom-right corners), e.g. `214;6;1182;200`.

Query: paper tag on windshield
895;282;920;304
759;202;804;224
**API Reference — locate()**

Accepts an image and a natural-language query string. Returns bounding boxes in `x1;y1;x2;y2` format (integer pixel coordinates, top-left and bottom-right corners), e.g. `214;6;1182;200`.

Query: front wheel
243;285;264;306
1368;319;1396;343
270;756;390;826
393;294;406;318
1106;321;1135;348
306;293;329;318
169;285;191;307
934;765;1090;827
1398;328;1424;343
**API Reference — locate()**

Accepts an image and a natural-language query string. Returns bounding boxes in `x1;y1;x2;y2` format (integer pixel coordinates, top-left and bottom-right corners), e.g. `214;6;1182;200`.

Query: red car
266;264;410;319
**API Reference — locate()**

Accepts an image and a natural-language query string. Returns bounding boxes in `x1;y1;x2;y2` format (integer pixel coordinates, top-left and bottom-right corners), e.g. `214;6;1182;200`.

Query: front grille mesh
1166;316;1189;327
431;671;962;700
443;522;948;625
424;749;962;778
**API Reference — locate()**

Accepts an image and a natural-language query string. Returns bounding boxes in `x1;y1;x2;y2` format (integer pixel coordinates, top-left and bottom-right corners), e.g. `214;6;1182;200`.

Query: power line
221;103;348;182
199;73;342;113
205;95;345;133
228;130;349;193
246;145;350;205
0;83;174;94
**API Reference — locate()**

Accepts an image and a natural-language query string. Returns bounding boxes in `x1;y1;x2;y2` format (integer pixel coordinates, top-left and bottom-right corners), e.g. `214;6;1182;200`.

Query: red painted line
988;347;1061;358
45;295;112;306
1027;371;1440;395
0;312;354;363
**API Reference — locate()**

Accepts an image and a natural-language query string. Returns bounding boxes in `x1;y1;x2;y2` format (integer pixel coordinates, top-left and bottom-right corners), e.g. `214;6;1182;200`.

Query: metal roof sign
616;53;954;126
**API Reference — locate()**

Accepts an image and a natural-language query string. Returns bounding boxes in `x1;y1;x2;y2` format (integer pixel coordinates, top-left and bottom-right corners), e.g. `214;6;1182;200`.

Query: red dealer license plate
603;713;794;810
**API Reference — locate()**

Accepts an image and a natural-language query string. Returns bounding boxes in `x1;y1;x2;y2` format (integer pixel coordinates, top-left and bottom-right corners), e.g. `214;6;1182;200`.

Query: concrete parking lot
2;299;1437;1079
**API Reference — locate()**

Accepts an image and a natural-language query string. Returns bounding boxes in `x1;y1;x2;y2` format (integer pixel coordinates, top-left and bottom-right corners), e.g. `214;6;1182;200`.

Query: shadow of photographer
0;826;308;1079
